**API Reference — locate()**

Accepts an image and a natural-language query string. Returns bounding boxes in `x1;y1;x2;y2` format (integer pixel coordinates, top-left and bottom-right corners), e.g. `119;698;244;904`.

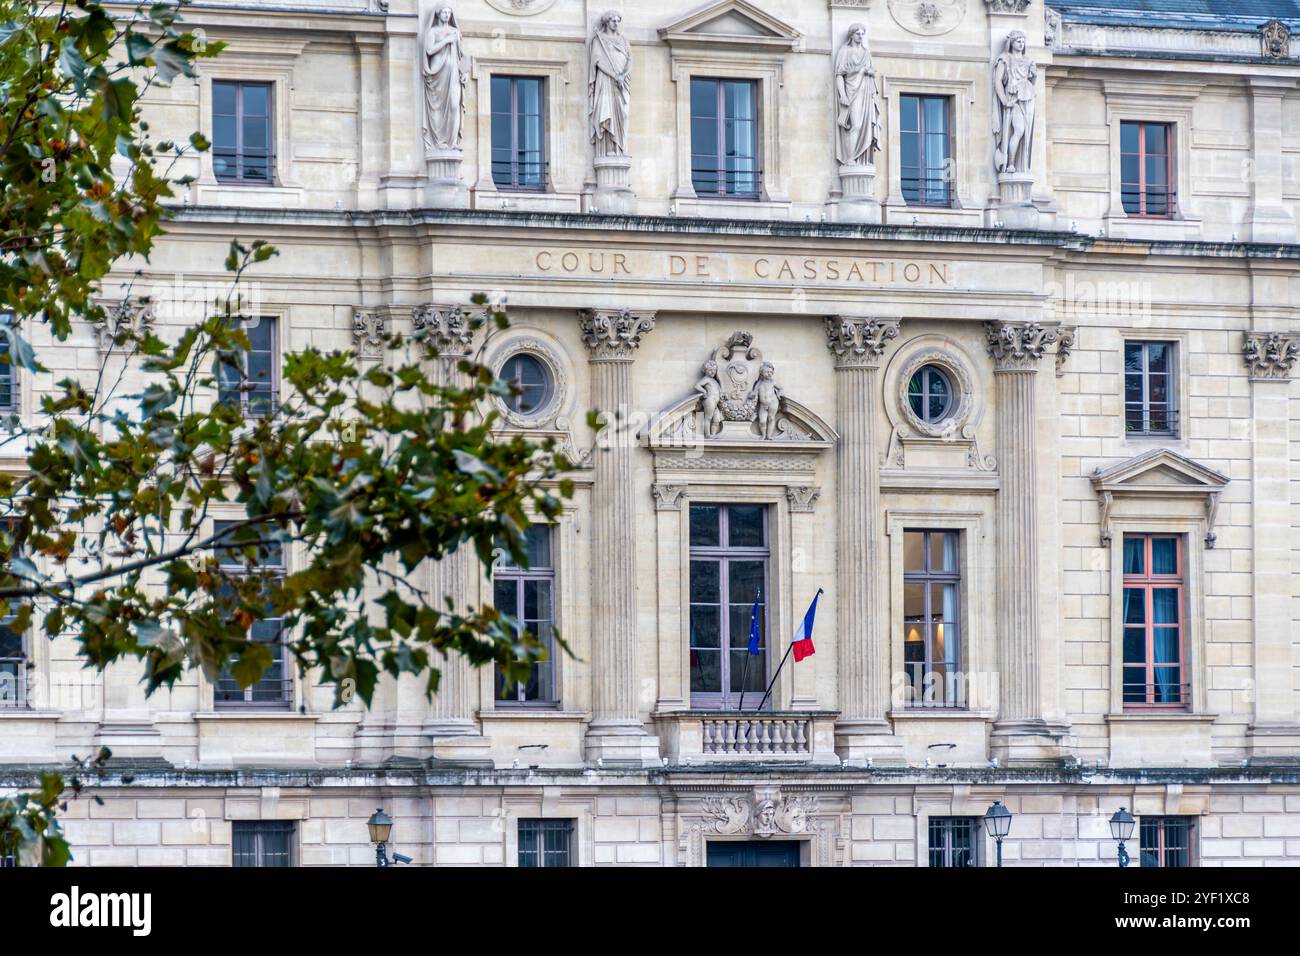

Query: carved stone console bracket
95;298;156;352
1091;449;1230;549
1055;326;1077;377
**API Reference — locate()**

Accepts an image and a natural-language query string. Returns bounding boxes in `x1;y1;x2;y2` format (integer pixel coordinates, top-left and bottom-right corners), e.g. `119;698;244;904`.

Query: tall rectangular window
517;819;573;867
214;521;291;709
903;530;962;708
690;78;760;199
688;504;767;710
1122;534;1186;709
0;520;26;709
212;80;273;184
900;94;953;207
928;817;981;867
1124;341;1177;437
493;525;556;705
1140;816;1193;867
1121;121;1174;217
217;317;277;420
0;313;16;415
232;820;294;867
491;76;546;191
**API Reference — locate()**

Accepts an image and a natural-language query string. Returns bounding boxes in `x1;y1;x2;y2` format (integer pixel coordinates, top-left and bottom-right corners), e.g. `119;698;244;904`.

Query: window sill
479;708;590;721
1106;711;1213;722
196;711;316;720
890;709;996;720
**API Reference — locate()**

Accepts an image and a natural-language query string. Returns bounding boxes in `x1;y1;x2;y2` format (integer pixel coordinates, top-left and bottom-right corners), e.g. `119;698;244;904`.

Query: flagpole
737;587;758;713
756;588;823;713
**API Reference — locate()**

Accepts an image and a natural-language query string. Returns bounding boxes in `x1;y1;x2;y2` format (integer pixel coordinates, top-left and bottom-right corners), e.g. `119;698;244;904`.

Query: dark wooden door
706;840;801;867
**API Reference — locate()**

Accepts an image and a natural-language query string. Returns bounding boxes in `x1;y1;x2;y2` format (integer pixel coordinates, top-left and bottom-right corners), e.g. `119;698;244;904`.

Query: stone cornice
984;321;1058;372
1243;330;1300;381
825;317;901;369
578;308;656;361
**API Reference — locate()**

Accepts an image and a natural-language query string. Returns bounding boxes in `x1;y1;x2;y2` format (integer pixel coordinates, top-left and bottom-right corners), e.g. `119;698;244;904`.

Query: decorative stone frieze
984;0;1030;13
984;321;1058;371
578;308;655;360
888;0;967;36
486;0;558;14
700;791;818;837
825;316;900;368
1242;331;1299;381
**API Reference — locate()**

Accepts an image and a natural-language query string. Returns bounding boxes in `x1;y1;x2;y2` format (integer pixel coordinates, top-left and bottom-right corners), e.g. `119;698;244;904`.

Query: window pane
1150;537;1177;575
1122;587;1145;625
689;604;720;649
524;524;552;569
903;531;925;572
727;506;764;548
689;505;720;547
1152;589;1179;627
1122;538;1144;575
1120;121;1139;154
690;560;720;604
728;560;764;605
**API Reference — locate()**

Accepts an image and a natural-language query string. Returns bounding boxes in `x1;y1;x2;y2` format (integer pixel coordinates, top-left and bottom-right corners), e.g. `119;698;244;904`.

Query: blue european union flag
747;590;761;655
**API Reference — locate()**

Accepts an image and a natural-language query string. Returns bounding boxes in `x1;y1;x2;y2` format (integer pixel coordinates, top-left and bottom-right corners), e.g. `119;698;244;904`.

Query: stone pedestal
579;309;661;767
985;321;1066;765
424;148;469;208
989;172;1039;229
833;163;882;224
825;317;905;766
592;155;637;215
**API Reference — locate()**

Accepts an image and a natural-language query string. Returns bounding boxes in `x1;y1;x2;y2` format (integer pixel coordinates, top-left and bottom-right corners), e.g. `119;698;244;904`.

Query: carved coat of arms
693;331;786;440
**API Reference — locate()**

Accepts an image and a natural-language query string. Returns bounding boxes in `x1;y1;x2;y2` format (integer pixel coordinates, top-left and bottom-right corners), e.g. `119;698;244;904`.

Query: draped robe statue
588;11;632;158
834;23;883;167
422;5;469;153
993;30;1037;175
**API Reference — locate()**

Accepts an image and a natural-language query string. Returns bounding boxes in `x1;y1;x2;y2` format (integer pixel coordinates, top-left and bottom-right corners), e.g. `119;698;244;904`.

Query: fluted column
579;308;660;766
825;317;905;765
985;321;1064;763
417;306;485;748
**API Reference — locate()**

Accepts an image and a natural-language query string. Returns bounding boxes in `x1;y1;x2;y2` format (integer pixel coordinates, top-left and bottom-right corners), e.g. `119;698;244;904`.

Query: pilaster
825;317;905;765
1243;331;1300;762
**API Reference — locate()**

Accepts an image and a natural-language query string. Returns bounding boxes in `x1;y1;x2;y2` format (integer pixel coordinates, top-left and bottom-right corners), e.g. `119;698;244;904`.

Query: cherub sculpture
694;359;724;437
750;361;782;440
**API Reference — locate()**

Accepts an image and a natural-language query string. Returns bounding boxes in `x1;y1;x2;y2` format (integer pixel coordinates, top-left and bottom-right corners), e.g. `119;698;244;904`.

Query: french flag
791;589;823;663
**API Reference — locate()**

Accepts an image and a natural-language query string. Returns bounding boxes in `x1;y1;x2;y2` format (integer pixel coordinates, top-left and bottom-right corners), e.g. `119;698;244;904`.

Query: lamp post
366;808;412;867
983;800;1013;868
1109;806;1136;868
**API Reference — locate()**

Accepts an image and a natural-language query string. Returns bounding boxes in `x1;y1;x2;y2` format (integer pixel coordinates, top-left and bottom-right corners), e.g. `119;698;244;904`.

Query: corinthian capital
984;321;1058;371
824;316;901;368
1243;330;1300;380
578;308;656;361
413;304;475;357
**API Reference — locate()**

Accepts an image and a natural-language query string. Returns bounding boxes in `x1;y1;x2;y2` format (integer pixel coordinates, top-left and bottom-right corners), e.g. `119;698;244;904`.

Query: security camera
392;853;413;865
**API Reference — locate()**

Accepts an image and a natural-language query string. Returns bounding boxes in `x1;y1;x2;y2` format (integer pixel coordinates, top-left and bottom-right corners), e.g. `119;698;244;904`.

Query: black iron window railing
928;817;981;867
518;819;573;867
233;820;294;867
1140;816;1193;867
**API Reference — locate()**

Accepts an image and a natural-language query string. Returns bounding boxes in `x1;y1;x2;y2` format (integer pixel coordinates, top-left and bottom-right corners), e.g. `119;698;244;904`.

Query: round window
500;353;553;416
907;365;954;424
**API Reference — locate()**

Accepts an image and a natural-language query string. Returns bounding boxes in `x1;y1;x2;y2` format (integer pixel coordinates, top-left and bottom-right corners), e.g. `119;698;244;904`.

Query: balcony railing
0;661;26;709
1123;681;1189;709
657;711;837;764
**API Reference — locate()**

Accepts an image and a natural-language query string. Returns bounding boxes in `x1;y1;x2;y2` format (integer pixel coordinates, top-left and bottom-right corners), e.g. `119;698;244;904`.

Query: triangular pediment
659;0;801;50
1091;448;1229;494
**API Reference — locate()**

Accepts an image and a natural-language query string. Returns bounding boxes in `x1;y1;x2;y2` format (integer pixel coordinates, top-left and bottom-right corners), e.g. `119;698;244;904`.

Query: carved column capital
413;304;476;357
95;297;156;352
578;309;656;361
1055;326;1077;378
984;321;1058;372
985;0;1031;13
786;485;821;514
351;309;387;360
652;483;686;511
824;317;900;369
1243;331;1300;381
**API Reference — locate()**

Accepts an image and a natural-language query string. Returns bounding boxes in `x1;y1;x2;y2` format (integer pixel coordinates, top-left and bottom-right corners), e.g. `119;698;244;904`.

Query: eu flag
747;590;761;655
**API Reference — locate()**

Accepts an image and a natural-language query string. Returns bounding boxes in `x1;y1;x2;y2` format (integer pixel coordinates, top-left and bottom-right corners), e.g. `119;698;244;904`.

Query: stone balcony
656;711;840;766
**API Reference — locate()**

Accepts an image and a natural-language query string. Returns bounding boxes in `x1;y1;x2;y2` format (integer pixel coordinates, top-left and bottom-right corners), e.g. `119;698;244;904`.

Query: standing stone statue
588;10;632;158
992;30;1037;175
834;22;882;167
422;4;469;153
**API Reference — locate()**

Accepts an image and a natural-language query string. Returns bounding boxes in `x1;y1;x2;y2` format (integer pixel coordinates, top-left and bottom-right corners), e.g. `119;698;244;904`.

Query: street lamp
366;808;412;868
983;800;1013;868
1109;806;1136;868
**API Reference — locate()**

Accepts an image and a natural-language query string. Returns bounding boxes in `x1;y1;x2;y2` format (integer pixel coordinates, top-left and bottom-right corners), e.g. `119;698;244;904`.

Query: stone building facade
2;0;1300;866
